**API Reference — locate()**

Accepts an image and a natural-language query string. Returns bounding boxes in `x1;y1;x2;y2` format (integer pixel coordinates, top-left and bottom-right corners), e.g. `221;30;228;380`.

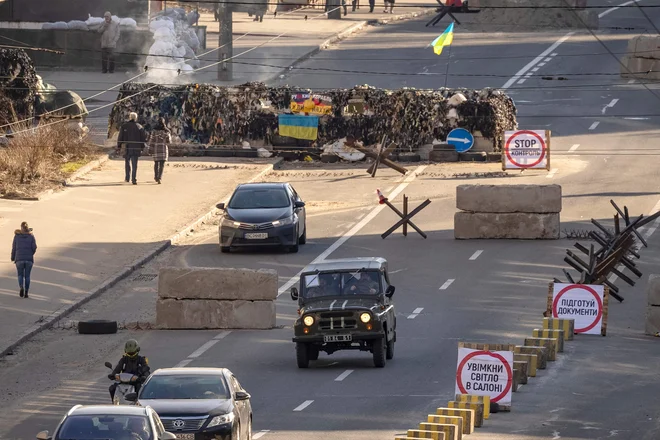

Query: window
57;415;153;440
139;375;230;400
302;271;381;298
228;188;290;209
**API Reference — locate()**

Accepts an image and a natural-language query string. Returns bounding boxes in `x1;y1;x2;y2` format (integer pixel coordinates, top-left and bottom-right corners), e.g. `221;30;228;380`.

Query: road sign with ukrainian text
455;347;513;406
447;128;474;153
503;129;551;170
547;283;608;336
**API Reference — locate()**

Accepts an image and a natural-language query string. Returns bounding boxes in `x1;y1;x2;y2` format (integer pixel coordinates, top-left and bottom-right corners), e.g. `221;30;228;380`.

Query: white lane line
551;52;559;57
384;186;394;192
174;359;193;368
293;400;314;411
518;79;527;84
501;33;575;89
568;144;580;153
532;67;540;72
276;166;427;297
335;370;354;382
407;307;424;319
187;339;220;359
589;121;600;130
547;168;559;178
628;79;637;84
602;98;619;114
469;250;483;260
439;279;455;290
600;0;643;18
253;431;271;439
544;57;552;62
213;331;231;340
537;62;546;67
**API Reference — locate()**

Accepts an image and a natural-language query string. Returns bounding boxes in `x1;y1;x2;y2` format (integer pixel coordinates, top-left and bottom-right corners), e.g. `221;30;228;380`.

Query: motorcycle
104;361;138;405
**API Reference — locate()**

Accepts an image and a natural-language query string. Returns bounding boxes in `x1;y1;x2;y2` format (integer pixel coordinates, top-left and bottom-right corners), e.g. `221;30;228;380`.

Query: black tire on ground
386;338;394;360
309;346;319;361
78;320;118;335
373;338;386;368
221;246;231;253
296;343;310;368
299;224;307;245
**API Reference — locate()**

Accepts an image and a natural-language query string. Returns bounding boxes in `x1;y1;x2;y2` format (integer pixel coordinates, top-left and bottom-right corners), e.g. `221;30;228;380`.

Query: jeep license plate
245;232;268;239
324;335;352;342
175;435;195;440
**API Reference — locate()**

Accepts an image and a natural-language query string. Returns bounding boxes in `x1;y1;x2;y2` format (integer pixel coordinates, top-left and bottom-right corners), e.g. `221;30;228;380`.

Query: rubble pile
0;49;38;127
108;82;517;152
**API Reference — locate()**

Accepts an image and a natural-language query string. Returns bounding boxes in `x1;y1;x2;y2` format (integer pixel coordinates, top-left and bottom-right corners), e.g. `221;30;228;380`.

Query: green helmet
124;339;140;357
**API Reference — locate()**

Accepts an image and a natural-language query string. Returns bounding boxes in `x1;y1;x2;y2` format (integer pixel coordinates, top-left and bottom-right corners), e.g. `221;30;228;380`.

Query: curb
267;7;435;82
0;158;283;358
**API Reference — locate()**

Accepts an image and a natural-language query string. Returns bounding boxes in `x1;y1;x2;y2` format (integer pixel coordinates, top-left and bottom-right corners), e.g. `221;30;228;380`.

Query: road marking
602;98;619;114
532;67;540;72
408;308;424;319
439;279;455;290
335;370;354;381
253;431;271;439
213;331;231;340
551;52;558;57
293;400;314;411
589;121;600;130
624;117;648;120
544;57;552;62
385;186;394;192
599;0;643;18
174;359;193;368
187;339;220;359
628;79;637;84
517;79;527;84
276;166;427;297
568;144;580;153
538;62;546;67
469;250;483;260
547;168;559;178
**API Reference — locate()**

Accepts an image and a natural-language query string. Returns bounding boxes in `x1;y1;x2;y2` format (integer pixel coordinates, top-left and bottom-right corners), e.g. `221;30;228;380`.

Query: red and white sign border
455;348;514;405
502;129;551;171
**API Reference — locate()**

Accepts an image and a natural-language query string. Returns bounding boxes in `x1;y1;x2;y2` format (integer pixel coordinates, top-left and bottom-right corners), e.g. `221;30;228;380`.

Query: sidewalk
0;157;278;356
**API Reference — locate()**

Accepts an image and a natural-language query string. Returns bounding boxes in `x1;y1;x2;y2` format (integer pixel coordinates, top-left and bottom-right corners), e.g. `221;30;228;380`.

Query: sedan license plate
324;334;352;343
245;232;268;239
174;435;195;440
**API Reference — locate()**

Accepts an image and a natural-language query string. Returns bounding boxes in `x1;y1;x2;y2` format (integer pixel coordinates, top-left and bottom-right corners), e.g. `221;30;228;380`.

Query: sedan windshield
302;271;381;298
228;188;290;209
57;415;152;440
140;374;230;400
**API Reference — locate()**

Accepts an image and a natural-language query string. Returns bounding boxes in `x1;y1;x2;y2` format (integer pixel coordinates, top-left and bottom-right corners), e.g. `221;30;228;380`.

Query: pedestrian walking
383;0;394;13
98;11;120;73
117;112;147;185
148;118;171;184
10;222;37;298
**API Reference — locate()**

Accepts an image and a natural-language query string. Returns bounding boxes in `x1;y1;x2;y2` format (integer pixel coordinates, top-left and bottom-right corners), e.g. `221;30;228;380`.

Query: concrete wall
156;267;278;330
621;35;660;81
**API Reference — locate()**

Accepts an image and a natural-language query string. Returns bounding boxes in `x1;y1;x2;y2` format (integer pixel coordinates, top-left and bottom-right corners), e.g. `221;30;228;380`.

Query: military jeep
290;257;396;368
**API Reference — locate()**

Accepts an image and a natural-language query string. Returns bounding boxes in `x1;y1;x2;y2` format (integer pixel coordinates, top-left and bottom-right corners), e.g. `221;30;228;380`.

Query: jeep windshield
302;270;381;299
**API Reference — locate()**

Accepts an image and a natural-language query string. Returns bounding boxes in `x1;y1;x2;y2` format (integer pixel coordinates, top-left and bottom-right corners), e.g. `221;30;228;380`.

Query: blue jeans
16;261;33;291
125;156;139;183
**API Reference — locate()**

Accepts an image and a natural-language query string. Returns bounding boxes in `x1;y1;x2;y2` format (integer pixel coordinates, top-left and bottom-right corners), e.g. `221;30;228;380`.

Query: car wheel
386;338;394;360
373;338;386;368
296;343;310;368
309;346;319;361
289;232;300;253
299;224;307;245
221;246;231;253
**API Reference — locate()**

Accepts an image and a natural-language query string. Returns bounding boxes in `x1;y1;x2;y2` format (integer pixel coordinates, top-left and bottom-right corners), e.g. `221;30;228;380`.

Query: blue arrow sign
447;128;474;153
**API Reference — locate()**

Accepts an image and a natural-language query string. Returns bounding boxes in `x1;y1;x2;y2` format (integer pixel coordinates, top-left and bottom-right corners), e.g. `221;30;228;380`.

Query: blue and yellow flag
278;114;319;140
431;23;454;56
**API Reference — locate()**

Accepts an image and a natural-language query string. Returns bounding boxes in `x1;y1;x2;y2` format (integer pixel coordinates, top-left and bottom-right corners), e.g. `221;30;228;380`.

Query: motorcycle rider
108;339;150;402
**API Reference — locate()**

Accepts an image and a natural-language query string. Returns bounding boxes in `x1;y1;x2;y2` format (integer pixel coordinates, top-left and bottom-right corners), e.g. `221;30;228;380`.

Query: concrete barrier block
645;305;660;336
621;55;660;79
406;430;445;440
630;35;660;60
514;353;537;377
524;337;558;361
435;408;475;434
513;367;527;390
158;267;278;300
543;318;574;340
456;184;562;213
428;416;466;436
514;361;529;382
455;394;490;419
533;329;565;352
515;346;548;369
647;275;660;306
419;423;459;440
447;402;484;428
458;342;516;351
454;212;560;240
156;298;276;329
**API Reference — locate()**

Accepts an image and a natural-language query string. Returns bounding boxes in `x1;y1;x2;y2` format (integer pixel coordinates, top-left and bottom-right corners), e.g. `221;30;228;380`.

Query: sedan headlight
207;413;235;428
303;315;315;326
272;215;295;226
221;218;241;228
360;313;371;323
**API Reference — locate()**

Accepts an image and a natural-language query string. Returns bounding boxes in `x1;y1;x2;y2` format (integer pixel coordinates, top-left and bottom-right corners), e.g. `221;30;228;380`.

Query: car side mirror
294;201;305;208
290;287;299;301
385;285;395;298
235;391;251;401
161;432;178;440
216;203;225;210
104;361;113;369
36;431;51;440
125;392;138;402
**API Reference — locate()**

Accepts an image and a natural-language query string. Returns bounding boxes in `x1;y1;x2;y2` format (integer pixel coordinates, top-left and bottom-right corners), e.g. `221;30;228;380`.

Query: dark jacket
118;120;147;158
111;355;151;382
148;130;171;162
11;230;37;263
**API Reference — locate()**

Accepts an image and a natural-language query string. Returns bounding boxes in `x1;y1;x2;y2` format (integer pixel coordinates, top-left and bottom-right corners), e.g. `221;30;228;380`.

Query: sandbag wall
0;49;38;126
454;184;561;240
621;35;660;81
156;267;277;329
108;82;517;153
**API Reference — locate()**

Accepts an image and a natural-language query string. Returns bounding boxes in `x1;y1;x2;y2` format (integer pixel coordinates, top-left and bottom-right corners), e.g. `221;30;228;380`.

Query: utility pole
217;1;233;81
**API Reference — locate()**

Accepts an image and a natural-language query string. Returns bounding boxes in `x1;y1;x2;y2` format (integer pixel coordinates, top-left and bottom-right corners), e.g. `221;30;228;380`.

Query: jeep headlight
207;413;234;428
360;312;371;323
303;315;315;326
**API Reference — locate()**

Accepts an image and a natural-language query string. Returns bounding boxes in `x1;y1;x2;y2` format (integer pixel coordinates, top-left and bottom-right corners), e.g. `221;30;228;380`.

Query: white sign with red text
503;130;550;170
455;348;513;405
551;283;605;335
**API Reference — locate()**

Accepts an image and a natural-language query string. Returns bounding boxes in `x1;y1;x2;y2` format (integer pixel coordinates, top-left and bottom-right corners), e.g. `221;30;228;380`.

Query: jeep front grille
320;311;352;318
319;317;357;330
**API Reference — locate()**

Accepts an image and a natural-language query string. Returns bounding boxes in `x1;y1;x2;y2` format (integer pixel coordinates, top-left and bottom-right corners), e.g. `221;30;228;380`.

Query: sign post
502;129;551;171
547;283;609;336
455;347;514;407
447;128;474;153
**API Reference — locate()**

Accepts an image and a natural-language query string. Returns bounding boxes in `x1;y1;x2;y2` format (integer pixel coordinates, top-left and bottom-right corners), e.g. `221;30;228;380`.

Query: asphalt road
2;2;660;440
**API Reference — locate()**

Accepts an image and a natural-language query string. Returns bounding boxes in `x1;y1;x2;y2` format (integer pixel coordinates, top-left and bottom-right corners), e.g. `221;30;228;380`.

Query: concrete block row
454;212;560;240
621;55;660;80
456;184;562;214
646;275;660;335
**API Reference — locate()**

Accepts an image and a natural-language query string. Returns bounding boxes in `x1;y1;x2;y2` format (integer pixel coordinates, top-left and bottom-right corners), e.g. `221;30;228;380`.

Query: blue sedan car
217;182;307;253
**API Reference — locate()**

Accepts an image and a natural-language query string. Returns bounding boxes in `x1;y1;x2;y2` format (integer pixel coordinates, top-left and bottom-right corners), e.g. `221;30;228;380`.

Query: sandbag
67;20;89;31
120;18;138;29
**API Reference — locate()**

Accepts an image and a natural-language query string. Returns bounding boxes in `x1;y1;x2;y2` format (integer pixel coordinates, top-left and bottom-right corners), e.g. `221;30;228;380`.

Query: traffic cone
376;188;388;204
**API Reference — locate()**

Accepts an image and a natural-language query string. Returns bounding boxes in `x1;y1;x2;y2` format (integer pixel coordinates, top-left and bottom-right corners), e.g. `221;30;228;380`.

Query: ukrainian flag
278;114;319;140
431;23;454;56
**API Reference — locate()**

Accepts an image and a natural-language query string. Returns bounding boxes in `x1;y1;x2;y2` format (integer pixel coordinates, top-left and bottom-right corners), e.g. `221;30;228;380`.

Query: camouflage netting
0;49;38;127
109;82;518;152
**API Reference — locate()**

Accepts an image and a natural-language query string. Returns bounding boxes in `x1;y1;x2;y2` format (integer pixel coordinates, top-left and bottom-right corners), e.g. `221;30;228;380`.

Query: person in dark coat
148;118;171;184
10;221;37;298
117;112;147;185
